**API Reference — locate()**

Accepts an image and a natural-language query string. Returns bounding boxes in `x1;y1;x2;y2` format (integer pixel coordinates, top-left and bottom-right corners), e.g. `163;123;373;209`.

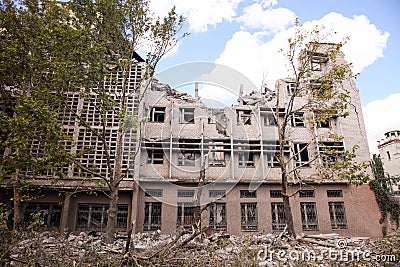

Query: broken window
178;151;195;166
177;190;195;198
300;202;318;230
327;190;343;198
287;82;296;95
318;141;344;166
238;152;255;167
294;143;310;167
209;203;226;230
270;190;282;198
209;190;226;199
240;190;257;198
264;111;277;126
329;202;347;229
299;190;315;198
291;112;305;127
271;202;286;231
310;80;333;98
237;109;252;125
144;202;162;231
266;152;280;167
317;120;331;128
24;203;61;228
179;108;195;123
149;107;165;122
177;202;194;229
241;203;258;231
309;52;328;71
145;189;163;198
76;204;128;230
147;150;164;164
208;146;225;166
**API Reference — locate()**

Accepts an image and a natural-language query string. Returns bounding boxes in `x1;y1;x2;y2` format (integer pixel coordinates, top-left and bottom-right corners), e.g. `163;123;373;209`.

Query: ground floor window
76;204;128;230
300;202;318;230
177;202;194;229
329;202;347;229
24;202;61;228
209;203;226;230
271;202;286;231
241;203;258;231
144;202;162;231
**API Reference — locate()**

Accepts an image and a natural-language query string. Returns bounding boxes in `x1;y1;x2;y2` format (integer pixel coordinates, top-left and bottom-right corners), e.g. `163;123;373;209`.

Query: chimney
195;82;199;99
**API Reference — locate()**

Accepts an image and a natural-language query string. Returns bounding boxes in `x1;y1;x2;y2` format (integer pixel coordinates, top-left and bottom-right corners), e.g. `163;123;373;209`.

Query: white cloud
199;84;237;106
363;94;400;155
215;12;390;94
149;0;243;33
237;3;296;34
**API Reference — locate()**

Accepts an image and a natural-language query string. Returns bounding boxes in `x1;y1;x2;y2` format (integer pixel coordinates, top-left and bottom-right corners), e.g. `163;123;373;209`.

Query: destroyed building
0;46;382;237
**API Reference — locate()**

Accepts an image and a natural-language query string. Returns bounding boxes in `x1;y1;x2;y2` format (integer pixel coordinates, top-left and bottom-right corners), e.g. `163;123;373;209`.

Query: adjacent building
0;46;383;237
378;130;400;193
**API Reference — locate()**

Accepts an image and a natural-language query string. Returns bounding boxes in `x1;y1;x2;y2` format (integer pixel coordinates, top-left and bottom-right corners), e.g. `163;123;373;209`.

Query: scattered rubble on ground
3;229;400;266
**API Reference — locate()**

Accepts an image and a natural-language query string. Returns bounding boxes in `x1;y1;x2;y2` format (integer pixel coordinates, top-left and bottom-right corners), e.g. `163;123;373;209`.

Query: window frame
149;106;166;122
271;202;286;231
241;203;258;231
143;202;162;231
179;108;195;124
177;202;194;229
294;143;310;167
209;203;227;230
147;150;164;164
237;109;252;125
329;202;347;230
300;202;319;231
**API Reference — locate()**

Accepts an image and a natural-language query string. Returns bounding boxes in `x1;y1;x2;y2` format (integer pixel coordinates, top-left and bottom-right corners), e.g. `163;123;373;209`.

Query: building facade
0;47;383;237
378;130;400;193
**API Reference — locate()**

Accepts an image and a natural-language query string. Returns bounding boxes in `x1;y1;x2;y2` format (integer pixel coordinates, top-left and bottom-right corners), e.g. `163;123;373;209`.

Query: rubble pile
5;230;400;266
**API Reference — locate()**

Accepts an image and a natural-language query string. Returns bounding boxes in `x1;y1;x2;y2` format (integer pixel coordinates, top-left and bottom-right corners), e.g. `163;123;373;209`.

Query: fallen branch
297;237;337;247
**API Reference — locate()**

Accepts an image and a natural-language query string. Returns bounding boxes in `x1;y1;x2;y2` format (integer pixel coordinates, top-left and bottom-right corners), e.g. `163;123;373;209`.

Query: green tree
271;22;370;236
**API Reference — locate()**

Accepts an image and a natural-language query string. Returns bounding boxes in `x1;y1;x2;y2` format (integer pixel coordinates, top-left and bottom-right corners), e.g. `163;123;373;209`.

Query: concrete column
60;192;72;233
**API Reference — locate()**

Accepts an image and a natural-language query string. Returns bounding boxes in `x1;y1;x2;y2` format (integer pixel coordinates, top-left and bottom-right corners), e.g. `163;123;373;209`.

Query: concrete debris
7;230;400;266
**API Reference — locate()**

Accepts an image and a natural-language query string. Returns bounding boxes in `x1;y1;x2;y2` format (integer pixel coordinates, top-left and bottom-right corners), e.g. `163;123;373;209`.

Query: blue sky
146;0;400;154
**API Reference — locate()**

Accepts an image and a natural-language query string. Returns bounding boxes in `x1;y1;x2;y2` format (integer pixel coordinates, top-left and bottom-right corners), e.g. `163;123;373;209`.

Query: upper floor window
209;190;226;198
237;109;252;125
299;190;315;198
294;143;309;167
264;111;277;126
287;82;296;95
327;190;343;198
291;112;305;127
309;52;328;71
145;189;163;197
149;107;166;122
238;152;255;167
179;108;194;123
208;145;225;166
318;141;344;166
178;151;196;166
147;150;164;164
270;190;282;198
177;190;195;198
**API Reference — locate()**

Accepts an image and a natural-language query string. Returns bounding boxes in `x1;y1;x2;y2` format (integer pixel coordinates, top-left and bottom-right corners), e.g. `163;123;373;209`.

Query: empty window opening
300;202;318;230
387;151;391;160
319;142;345;166
266;152;280;167
299;190;315;198
329;202;347;229
208;146;225;166
179;108;195;123
150;107;165;122
238;152;255;167
209;203;226;230
147;150;164;164
271;202;286;231
294;143;310;167
241;203;258;231
327;190;343;198
178;151;196;166
240;190;257;198
177;202;194;229
144;202;162;231
264;112;277;126
291;112;305;127
287;82;296;95
237;110;252;125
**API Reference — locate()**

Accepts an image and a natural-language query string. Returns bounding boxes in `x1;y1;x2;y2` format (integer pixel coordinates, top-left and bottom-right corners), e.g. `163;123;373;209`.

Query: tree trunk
282;171;296;237
12;171;22;231
193;164;205;231
105;185;119;243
